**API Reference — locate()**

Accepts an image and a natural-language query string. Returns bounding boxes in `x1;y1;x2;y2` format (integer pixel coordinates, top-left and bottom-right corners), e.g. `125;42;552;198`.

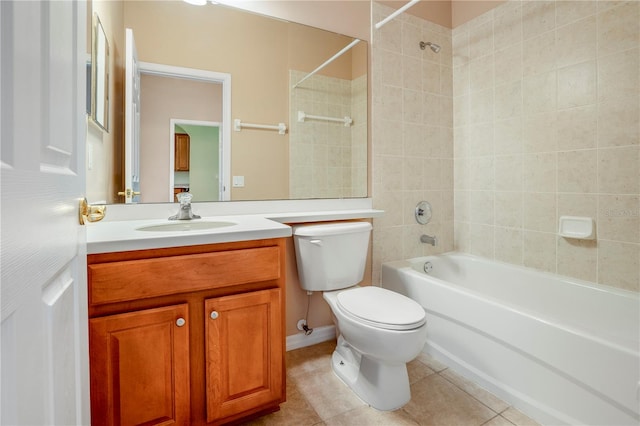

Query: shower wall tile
451;0;640;292
555;0;596;27
555;16;596;69
523;230;557;273
557;238;598;283
557;193;597;218
598;146;639;194
597;195;640;243
597;49;639;103
495;155;523;191
494;118;523;155
494;3;522;49
523;31;557;76
495;191;523;228
556;105;597;150
597;100;639;148
372;2;454;285
494;227;524;265
522;0;556;40
469;54;495;93
523;192;557;232
523;71;557;114
556;60;596;109
596;1;640;57
557;149;598;193
523;152;557;192
494;43;523;86
469;223;495;259
598;240;640;292
523;112;557;153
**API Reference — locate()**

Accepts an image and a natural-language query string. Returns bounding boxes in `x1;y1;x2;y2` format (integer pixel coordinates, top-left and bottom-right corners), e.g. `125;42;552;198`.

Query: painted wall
452;0;639;292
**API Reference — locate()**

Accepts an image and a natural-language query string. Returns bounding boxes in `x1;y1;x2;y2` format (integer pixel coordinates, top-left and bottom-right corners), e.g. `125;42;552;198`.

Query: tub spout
420;234;437;246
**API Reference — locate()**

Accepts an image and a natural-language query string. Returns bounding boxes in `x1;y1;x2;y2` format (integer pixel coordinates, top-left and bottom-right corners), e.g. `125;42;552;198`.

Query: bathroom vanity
85;205;383;425
86;217;290;425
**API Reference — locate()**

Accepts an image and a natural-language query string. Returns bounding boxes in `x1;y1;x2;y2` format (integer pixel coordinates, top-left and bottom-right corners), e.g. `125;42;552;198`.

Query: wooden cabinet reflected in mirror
174;133;190;172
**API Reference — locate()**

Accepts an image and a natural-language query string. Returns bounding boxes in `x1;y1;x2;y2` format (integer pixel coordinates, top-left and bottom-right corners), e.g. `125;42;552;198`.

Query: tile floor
245;340;540;426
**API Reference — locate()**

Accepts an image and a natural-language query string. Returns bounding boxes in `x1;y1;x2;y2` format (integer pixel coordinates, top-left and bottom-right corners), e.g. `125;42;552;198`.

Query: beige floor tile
407;358;437;384
286;340;336;379
440;369;510;413
403;374;498;426
292;367;366;420
324;406;419;426
242;380;322;426
242;341;533;426
414;352;448;372
501;407;540;426
483;414;516;426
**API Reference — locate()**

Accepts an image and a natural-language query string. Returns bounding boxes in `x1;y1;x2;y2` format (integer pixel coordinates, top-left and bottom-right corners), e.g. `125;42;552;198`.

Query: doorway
170;120;222;202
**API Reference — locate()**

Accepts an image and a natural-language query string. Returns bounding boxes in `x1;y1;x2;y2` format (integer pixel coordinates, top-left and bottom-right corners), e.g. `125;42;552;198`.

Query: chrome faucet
169;192;201;220
420;234;437;246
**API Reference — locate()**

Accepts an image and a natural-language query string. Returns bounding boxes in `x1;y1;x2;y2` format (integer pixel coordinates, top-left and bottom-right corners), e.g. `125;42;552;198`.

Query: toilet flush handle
310;239;322;246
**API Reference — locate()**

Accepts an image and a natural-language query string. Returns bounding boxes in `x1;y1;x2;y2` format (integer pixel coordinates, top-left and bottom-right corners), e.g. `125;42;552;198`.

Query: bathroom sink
136;221;237;232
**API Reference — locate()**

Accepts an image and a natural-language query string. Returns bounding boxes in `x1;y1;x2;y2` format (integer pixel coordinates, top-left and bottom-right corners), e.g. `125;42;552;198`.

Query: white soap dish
558;216;595;240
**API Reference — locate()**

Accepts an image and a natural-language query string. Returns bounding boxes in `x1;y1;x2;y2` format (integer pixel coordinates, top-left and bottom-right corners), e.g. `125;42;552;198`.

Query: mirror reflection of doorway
137;68;231;202
171;121;222;202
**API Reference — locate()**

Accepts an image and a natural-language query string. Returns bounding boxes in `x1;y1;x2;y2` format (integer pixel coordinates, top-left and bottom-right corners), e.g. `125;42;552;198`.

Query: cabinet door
174;133;190;171
89;304;190;426
205;289;283;422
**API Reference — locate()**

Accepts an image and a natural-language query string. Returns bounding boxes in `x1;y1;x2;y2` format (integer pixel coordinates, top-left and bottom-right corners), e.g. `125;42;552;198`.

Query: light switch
232;176;245;187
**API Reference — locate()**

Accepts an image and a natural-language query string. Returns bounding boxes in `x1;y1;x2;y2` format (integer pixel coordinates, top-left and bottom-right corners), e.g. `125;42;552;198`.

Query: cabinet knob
210;311;219;320
176;317;186;327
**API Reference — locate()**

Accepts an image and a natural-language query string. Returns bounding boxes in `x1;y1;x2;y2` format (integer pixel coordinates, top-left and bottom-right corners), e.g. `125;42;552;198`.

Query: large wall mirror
88;0;368;204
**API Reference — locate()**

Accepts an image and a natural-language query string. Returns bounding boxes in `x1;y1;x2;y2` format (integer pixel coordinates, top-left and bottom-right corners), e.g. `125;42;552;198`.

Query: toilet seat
336;286;426;331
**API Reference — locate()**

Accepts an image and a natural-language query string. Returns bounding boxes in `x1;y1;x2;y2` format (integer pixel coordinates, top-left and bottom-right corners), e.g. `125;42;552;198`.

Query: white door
1;1;90;424
124;28;141;203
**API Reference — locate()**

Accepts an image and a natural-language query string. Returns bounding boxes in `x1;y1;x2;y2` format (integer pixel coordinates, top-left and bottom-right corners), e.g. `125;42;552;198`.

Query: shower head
419;41;441;53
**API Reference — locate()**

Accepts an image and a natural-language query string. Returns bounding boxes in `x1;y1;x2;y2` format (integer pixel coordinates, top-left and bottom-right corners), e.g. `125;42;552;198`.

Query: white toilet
292;222;428;411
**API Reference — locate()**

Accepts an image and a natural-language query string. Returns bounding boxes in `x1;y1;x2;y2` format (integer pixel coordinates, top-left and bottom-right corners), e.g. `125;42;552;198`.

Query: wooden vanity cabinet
87;239;286;426
89;304;191;425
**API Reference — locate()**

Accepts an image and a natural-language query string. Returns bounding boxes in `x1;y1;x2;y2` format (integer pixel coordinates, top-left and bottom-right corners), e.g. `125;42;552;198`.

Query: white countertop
86;206;384;254
86;215;292;254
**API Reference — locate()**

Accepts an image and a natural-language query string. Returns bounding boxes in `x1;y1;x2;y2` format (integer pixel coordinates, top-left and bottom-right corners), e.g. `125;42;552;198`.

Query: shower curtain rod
375;0;420;29
292;38;361;89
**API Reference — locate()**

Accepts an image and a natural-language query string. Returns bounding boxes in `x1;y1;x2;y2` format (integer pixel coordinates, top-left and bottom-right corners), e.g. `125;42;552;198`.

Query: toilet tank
292;222;372;292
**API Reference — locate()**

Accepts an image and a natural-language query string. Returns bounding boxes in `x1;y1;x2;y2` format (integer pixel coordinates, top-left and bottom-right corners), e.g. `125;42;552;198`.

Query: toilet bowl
292;222;428;410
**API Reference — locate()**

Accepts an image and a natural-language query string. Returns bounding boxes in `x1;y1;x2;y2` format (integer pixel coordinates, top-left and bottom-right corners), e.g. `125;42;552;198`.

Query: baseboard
286;325;336;351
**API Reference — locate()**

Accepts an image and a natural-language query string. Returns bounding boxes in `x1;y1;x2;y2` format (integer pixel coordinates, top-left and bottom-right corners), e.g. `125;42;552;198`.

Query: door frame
139;61;231;201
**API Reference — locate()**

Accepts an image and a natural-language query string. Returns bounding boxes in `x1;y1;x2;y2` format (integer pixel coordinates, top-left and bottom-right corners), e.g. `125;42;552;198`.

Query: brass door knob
79;198;106;224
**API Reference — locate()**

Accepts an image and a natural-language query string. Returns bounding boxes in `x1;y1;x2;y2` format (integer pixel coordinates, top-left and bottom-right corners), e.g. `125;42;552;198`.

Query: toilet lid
336;286;426;331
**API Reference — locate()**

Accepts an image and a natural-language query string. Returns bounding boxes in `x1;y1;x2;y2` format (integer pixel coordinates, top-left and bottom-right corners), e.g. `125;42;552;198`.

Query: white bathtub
382;252;640;426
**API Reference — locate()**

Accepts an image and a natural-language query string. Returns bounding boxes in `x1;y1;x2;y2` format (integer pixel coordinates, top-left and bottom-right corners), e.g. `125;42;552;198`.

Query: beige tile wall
452;0;640;291
371;3;455;284
289;71;367;198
